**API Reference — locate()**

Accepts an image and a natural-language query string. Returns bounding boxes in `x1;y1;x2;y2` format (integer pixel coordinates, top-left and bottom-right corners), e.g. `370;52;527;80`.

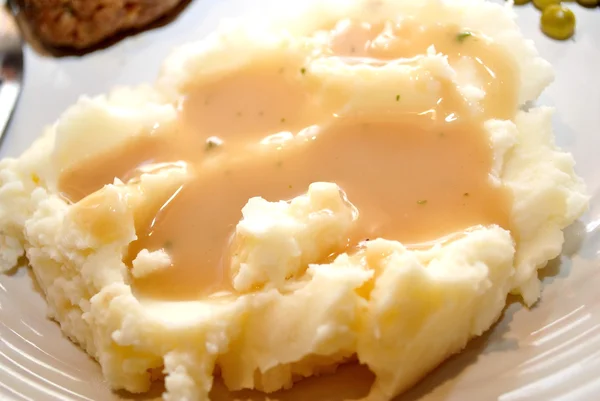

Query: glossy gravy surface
58;20;517;300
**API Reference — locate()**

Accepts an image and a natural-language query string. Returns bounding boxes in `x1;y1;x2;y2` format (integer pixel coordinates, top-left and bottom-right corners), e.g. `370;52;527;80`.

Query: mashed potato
0;0;588;400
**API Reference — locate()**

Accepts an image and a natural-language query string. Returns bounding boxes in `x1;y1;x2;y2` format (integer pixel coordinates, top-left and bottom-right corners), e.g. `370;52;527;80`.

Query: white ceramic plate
1;1;599;400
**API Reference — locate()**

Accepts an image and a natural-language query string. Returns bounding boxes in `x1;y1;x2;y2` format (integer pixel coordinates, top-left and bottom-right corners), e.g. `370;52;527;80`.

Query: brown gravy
58;18;517;300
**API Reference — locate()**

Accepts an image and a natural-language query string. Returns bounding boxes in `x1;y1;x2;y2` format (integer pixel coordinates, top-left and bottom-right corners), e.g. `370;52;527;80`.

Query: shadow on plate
560;219;586;258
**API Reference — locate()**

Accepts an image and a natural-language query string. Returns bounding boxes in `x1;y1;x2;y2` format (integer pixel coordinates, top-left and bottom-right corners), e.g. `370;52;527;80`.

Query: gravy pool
58;18;517;300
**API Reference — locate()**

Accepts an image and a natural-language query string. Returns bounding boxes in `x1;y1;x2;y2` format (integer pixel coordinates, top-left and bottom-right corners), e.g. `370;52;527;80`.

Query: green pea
533;0;561;10
541;5;576;40
576;0;598;7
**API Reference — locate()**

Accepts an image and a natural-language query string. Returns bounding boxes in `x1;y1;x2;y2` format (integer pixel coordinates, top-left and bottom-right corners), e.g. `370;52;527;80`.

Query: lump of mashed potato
0;0;588;400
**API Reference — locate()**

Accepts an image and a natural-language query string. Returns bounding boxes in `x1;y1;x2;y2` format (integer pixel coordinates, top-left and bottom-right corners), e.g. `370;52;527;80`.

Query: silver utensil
0;3;22;141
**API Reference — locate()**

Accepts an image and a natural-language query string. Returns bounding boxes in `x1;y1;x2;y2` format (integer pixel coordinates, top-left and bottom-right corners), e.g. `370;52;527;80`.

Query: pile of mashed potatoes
0;0;588;400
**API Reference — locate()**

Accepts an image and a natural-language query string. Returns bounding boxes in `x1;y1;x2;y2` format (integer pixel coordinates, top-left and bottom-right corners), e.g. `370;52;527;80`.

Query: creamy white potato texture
0;0;588;400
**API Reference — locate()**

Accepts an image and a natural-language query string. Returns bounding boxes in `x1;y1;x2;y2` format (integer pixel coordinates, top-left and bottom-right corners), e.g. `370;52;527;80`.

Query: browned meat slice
16;0;186;49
